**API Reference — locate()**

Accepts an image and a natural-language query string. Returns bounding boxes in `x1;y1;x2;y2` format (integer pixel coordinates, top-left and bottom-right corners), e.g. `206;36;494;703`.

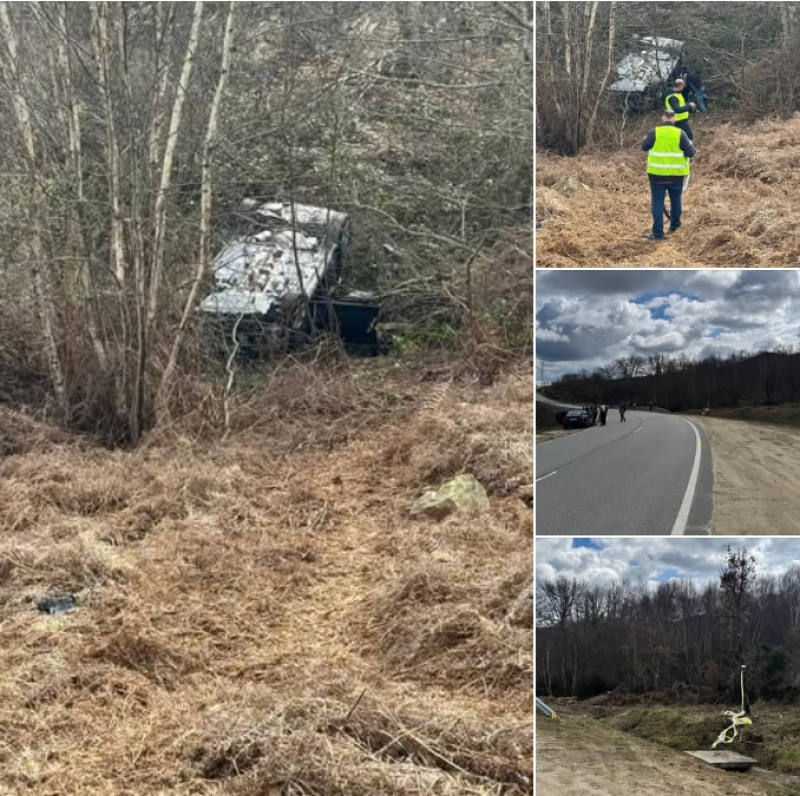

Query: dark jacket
666;93;694;115
642;122;696;184
680;69;703;93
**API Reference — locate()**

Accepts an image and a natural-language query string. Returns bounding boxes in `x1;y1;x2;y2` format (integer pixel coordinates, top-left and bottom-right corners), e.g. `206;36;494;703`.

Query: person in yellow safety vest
641;109;696;240
665;78;697;140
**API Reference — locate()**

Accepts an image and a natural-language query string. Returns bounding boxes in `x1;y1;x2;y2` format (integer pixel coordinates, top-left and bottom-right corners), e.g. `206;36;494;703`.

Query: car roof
609;36;684;93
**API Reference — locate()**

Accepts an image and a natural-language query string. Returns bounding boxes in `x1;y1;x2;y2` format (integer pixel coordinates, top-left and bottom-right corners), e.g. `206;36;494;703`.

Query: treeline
542;347;800;412
537;549;800;704
537;1;800;154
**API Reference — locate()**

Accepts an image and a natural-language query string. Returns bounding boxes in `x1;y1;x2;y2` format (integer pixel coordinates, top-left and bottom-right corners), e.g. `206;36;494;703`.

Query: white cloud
535;537;800;589
536;270;800;377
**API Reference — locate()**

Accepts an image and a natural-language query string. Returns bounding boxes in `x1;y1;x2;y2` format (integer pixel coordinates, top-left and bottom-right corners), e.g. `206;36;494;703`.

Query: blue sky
536;270;800;379
631;290;699;321
572;538;603;550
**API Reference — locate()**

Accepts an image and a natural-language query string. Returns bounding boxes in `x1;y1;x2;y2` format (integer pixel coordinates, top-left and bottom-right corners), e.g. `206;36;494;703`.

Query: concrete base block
685;750;758;771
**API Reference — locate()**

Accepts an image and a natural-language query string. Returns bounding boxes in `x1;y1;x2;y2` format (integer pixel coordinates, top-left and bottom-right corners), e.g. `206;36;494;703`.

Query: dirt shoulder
536;428;581;444
537;712;787;796
694;416;800;534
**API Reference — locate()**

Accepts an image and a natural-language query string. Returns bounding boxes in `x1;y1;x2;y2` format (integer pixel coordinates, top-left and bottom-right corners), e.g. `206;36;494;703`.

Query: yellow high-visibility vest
646;125;690;177
665;91;689;121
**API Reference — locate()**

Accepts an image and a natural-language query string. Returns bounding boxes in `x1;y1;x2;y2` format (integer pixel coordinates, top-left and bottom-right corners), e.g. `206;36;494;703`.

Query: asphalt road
536;410;713;535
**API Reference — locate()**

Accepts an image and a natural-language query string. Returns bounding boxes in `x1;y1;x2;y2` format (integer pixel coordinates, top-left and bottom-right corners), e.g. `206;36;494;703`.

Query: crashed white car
201;201;381;355
201;201;349;323
609;36;684;110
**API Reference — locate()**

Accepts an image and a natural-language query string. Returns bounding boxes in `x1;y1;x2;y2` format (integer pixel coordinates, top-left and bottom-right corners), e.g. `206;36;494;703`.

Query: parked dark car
562;409;594;429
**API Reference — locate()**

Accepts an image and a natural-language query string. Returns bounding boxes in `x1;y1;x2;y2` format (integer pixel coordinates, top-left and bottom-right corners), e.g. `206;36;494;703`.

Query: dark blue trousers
694;87;707;112
650;181;683;238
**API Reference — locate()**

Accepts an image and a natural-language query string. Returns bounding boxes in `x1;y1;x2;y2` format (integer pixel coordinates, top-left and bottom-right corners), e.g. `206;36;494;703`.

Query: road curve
536;410;713;535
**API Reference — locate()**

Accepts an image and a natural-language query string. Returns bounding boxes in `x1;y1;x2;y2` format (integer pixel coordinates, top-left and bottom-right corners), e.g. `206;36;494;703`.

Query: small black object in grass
36;595;77;615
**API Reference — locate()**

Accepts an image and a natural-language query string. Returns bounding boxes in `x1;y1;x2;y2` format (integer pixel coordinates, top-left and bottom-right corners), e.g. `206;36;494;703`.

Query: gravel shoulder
694;416;800;534
537;712;787;796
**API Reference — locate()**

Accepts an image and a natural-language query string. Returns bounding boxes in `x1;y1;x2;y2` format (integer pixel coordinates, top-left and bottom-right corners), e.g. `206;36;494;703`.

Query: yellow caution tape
712;710;752;748
711;665;752;749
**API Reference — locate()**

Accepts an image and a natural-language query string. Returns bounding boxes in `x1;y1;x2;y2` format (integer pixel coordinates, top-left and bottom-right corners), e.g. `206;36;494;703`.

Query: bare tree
157;1;237;422
0;2;67;415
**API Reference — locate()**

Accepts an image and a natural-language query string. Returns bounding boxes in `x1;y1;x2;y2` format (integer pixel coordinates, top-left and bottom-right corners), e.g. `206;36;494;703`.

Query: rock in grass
551;176;590;196
410;474;489;520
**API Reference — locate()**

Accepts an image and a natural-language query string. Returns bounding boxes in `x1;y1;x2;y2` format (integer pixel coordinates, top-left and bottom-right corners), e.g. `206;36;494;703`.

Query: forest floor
536;115;800;267
0;359;533;796
694;415;800;534
537;707;799;796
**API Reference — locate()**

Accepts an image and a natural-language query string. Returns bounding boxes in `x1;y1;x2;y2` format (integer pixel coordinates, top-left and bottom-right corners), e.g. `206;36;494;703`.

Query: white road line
536;471;558;483
633;427;642;434
671;419;702;535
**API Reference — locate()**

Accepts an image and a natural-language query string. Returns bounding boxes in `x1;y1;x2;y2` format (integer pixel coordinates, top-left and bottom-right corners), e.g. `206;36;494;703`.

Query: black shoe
642;232;664;240
668;224;681;234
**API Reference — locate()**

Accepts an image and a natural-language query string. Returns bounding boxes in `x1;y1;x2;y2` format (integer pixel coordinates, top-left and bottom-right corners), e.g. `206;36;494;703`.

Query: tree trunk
92;2;126;286
156;1;236;422
58;3;111;376
140;0;203;425
0;2;69;417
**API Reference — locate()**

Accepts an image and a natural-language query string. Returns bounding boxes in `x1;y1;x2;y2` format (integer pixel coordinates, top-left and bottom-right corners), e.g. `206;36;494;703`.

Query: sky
536;269;800;380
535;537;800;588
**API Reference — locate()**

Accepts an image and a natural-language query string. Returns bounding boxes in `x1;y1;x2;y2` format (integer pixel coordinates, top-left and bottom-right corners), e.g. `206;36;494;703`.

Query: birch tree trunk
149;3;176;197
156;1;236;422
137;0;203;426
0;1;68;416
574;1;598;152
92;2;126;286
145;0;203;340
586;1;617;145
57;3;110;375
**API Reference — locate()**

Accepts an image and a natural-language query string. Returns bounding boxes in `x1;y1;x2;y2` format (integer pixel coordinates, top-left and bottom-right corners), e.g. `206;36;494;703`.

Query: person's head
673;78;685;93
661;108;677;125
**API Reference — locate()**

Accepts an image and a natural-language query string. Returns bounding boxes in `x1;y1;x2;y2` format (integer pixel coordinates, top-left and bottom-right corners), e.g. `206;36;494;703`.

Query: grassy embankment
537;116;800;268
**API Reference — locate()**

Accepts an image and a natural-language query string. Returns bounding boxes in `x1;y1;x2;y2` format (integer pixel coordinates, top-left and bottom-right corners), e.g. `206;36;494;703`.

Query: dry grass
536;115;800;267
0;360;532;795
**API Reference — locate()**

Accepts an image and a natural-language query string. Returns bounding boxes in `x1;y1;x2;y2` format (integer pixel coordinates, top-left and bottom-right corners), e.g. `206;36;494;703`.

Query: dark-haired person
641;109;696;240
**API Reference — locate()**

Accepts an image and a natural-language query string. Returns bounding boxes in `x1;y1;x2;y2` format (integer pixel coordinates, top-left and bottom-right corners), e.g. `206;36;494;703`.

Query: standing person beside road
619;403;627;422
599;403;608;426
642;108;696;240
665;78;697;139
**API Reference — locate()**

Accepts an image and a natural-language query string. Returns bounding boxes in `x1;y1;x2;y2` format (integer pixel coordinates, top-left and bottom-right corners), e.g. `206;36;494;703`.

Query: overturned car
200;201;381;356
609;36;684;112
